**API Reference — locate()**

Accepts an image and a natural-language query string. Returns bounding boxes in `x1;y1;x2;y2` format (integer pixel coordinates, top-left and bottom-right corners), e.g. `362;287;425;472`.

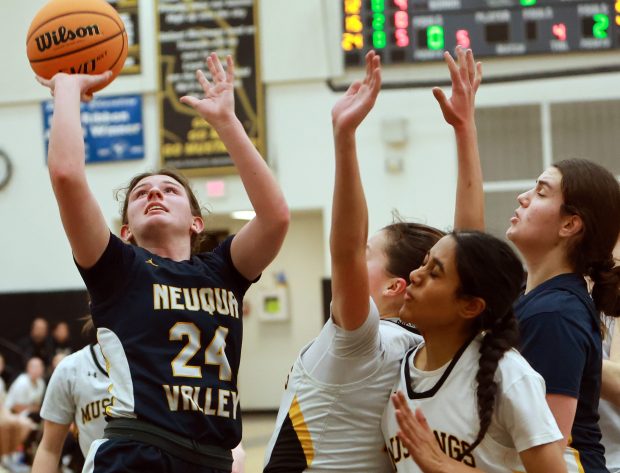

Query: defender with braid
382;231;567;473
264;46;483;472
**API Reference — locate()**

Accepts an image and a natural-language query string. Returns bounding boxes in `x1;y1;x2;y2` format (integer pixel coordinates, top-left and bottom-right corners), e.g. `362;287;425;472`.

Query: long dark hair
115;168;207;255
383;222;446;280
451;230;524;459
553;159;620;316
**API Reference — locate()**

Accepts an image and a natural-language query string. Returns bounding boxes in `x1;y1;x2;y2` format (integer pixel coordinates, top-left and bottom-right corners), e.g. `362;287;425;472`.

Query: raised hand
432;46;482;130
392;392;451;473
180;53;236;129
331;50;382;134
35;71;113;102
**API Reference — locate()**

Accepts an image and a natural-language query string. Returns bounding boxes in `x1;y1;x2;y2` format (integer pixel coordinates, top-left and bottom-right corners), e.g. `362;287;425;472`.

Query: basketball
26;0;128;93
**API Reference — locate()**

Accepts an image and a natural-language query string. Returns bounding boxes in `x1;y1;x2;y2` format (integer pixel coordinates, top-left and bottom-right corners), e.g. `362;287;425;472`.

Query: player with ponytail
508;158;620;472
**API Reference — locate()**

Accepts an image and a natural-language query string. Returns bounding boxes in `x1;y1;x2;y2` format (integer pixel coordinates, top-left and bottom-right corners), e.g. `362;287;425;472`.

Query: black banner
157;0;264;172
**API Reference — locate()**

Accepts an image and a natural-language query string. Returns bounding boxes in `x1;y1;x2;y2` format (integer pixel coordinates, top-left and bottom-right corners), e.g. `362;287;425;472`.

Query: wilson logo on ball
59;55;102;74
35;24;102;52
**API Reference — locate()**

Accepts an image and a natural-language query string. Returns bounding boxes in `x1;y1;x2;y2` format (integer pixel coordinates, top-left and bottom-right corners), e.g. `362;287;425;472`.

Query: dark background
0;289;90;381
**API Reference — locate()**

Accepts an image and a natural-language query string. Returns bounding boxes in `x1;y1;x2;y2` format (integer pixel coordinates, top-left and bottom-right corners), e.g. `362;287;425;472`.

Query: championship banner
157;0;264;173
42;95;145;164
107;0;141;75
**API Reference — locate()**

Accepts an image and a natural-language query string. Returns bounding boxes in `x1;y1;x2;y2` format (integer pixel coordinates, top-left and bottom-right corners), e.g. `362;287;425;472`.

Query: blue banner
42;95;144;164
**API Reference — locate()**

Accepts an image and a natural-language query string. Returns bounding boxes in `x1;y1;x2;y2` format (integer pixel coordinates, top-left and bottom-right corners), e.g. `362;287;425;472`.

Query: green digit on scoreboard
372;13;386;30
373;30;387;48
427;25;445;50
592;13;610;39
520;0;537;6
371;0;384;13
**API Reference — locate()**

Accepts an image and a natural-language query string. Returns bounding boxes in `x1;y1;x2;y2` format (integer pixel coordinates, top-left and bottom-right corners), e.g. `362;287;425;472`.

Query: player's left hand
392;391;452;473
432;46;482;130
181;53;236;128
331;50;382;134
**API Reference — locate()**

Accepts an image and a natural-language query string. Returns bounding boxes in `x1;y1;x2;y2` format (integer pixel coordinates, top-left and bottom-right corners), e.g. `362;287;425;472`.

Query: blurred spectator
51;322;72;359
46;353;67;385
17;318;54;369
5;357;46;417
0;355;35;472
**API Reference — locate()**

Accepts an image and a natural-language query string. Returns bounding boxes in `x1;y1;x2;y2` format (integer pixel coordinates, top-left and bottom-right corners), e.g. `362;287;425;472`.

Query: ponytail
589;260;620;317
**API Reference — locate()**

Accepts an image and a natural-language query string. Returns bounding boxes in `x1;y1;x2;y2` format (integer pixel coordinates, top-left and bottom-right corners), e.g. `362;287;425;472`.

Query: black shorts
84;438;230;473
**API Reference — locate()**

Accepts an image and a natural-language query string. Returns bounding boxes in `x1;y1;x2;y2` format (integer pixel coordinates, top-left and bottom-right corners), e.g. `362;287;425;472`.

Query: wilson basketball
26;0;128;92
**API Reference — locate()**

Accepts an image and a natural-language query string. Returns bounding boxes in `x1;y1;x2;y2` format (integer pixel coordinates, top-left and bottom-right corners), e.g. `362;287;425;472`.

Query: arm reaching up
330;51;382;330
36;72;114;268
181;54;289;280
433;47;484;231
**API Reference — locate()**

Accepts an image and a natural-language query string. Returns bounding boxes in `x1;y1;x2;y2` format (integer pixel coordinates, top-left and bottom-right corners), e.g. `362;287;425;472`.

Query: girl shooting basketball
36;53;289;473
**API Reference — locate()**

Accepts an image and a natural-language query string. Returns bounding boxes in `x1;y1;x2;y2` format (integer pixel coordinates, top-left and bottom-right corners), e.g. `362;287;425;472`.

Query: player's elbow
269;202;290;236
48;159;84;190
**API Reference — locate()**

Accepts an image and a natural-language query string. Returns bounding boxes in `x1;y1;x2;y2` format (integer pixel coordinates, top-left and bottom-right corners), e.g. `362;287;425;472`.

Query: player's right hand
331;50;381;134
35;71;112;102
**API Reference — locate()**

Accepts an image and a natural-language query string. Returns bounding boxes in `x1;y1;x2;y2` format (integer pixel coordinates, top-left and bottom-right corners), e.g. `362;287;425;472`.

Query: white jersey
382;335;564;473
40;344;111;456
5;373;45;413
264;299;422;472
601;318;620;473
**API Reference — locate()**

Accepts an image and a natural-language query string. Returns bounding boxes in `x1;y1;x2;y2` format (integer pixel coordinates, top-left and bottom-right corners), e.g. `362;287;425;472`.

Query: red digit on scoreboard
552;23;567;41
456;29;471;48
394;0;407;9
395;10;408;28
393;0;409;48
396;29;410;46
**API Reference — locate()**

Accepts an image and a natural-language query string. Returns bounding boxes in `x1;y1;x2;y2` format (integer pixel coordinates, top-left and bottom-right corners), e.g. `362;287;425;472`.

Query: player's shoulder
379;319;423;355
495;347;545;387
54;345;91;373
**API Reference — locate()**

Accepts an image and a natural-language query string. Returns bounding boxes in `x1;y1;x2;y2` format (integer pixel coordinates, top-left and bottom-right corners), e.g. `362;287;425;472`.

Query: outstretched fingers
195;69;212;96
363;50;375;85
473;61;483;93
179;95;200;108
370;55;381;95
225;55;235;84
432;86;449;113
456;46;469;85
207;53;226;83
345;80;363;97
443;50;461;91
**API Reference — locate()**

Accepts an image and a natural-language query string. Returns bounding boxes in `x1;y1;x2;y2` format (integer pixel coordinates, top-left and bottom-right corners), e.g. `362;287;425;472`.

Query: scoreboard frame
342;0;620;67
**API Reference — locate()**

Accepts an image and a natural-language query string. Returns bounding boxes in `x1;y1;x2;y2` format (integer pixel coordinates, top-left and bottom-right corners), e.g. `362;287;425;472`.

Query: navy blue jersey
77;233;252;449
515;273;607;473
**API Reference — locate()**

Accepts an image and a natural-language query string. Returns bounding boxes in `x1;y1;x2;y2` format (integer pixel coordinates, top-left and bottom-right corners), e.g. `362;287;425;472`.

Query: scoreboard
342;1;620;66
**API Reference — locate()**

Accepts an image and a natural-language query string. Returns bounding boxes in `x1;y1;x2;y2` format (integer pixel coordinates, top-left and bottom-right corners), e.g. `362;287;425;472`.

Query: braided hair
450;231;525;459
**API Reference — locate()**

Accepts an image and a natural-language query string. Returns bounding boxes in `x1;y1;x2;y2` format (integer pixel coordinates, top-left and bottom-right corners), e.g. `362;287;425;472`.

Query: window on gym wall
550;99;620;176
476;104;544;243
476;99;620;243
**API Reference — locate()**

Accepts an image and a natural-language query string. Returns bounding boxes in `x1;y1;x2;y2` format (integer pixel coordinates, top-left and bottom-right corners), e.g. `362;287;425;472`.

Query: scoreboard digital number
342;0;620;65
